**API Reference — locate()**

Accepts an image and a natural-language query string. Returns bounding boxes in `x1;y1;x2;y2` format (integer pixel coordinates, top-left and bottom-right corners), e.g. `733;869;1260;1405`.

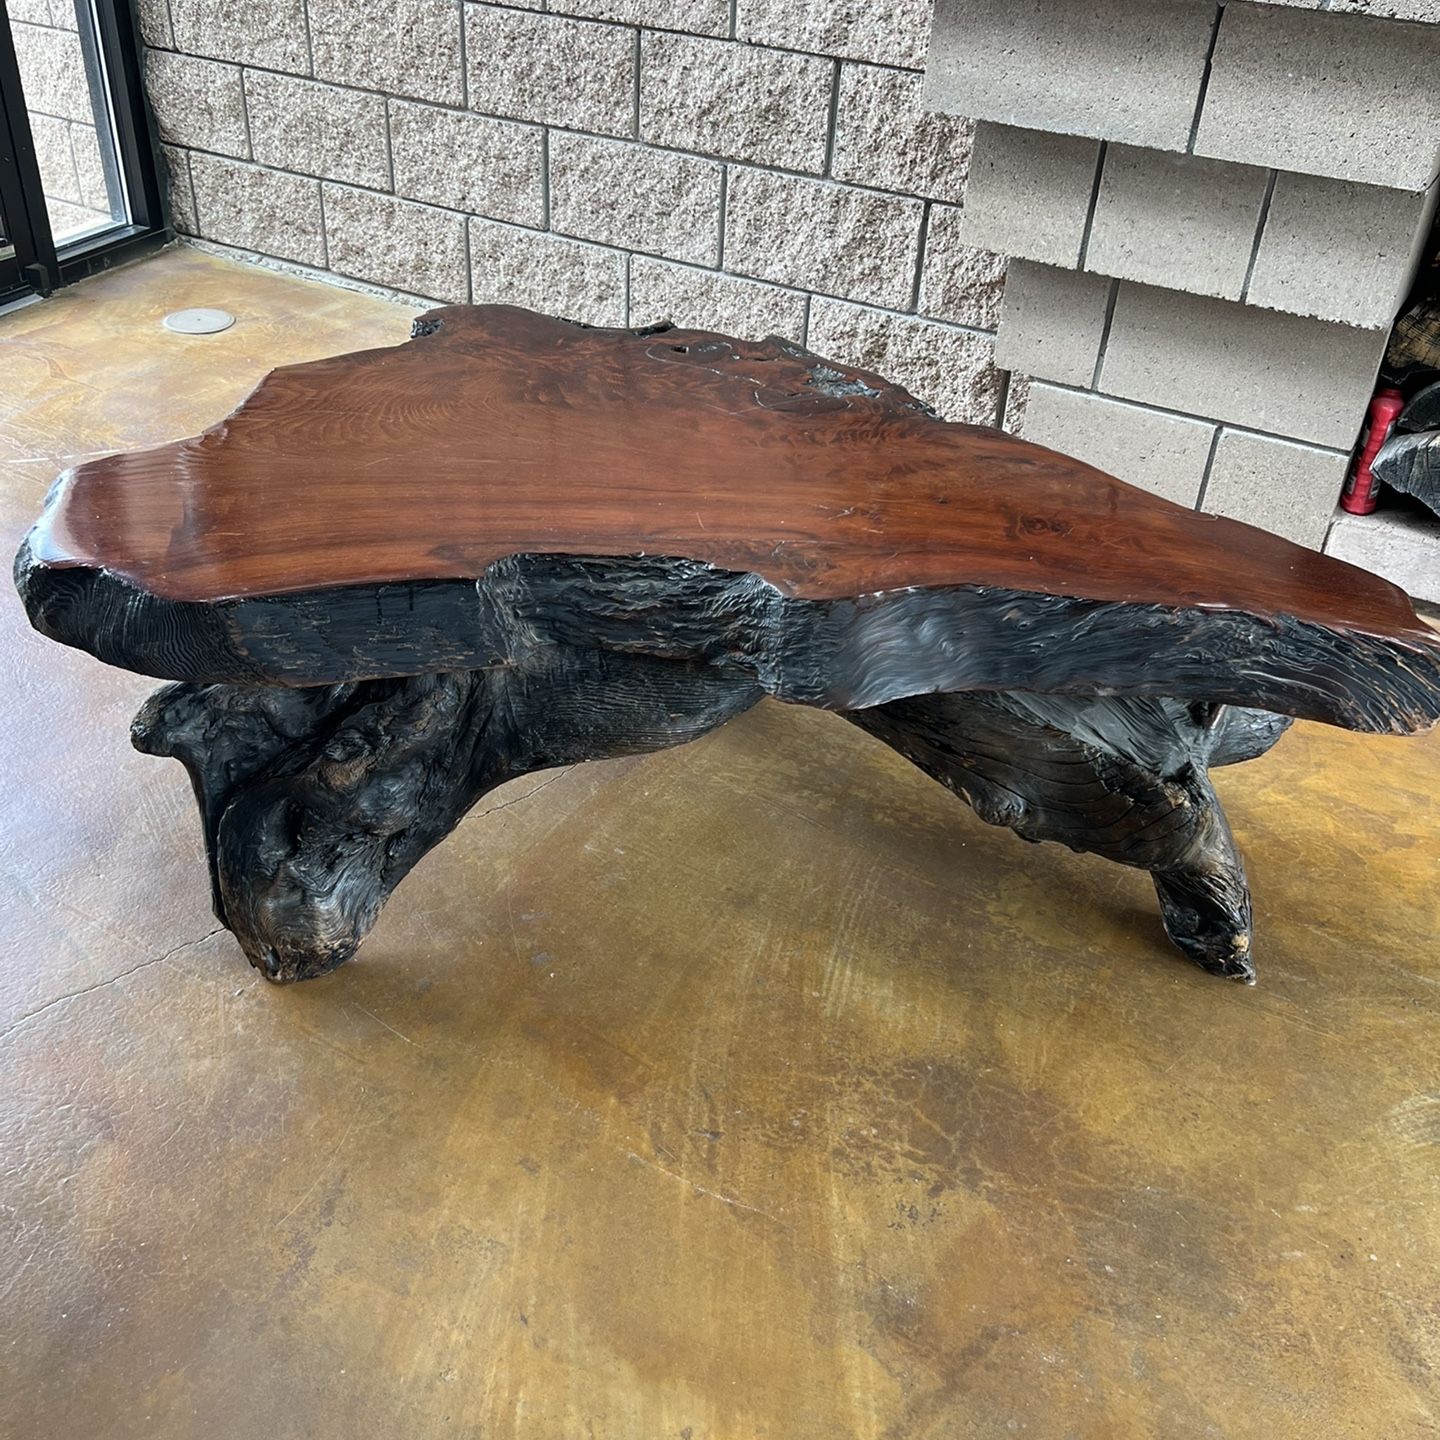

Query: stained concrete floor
3;248;1440;1439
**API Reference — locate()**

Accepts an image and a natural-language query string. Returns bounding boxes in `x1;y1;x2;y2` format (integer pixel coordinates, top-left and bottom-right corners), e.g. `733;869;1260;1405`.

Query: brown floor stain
2;247;1439;1439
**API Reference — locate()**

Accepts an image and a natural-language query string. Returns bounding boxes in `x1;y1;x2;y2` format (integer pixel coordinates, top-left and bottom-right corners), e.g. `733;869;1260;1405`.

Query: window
1;0;167;306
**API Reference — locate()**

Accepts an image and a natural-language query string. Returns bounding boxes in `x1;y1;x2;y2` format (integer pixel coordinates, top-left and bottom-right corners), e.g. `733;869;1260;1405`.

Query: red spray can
1341;387;1405;515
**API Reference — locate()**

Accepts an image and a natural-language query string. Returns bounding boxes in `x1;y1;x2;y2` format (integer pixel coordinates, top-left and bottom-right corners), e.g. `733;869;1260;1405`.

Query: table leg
132;650;761;982
845;693;1289;982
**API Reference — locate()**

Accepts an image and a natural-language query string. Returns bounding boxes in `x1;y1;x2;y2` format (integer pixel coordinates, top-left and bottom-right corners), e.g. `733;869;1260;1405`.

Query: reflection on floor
2;246;1439;1440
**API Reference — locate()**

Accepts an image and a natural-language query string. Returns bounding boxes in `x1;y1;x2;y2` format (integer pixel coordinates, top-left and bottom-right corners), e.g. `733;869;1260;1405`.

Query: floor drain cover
162;307;235;335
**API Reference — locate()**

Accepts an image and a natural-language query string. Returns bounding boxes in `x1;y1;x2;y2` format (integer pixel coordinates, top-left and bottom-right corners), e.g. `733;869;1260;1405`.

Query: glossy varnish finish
22;305;1434;642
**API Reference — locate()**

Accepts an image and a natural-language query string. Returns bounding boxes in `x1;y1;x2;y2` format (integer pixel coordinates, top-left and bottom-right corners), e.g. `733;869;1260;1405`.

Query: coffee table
15;305;1440;985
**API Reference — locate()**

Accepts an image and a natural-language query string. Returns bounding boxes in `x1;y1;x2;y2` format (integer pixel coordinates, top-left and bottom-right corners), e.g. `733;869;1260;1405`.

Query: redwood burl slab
15;305;1440;984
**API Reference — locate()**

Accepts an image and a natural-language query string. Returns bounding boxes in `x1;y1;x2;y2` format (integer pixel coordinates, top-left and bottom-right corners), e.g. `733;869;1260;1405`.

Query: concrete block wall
133;0;1014;426
10;2;117;240
928;0;1440;578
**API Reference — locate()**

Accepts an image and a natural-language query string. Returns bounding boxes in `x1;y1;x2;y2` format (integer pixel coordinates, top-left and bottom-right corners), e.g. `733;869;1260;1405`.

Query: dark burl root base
133;649;761;982
845;694;1286;982
135;651;1287;984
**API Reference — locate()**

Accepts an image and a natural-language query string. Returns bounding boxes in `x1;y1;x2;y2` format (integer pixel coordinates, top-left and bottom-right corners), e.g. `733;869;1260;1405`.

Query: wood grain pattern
19;304;1434;632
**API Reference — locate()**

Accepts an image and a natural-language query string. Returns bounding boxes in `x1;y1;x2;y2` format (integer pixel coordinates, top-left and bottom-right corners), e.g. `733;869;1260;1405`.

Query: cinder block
958;123;1099;269
1201;428;1349;550
1086;146;1269;302
13;23;93;122
553;0;729;35
629;257;807;341
322;185;469;303
919;205;1007;330
807;299;1003;424
1100;283;1388;449
1246;173;1439;330
390;103;544;228
1194;4;1440;190
465;8;634;138
831;66;973;204
550;134;722;267
167;0;309;75
1022;384;1217;505
640;32;832;174
1324;507;1440;605
469;218;626;327
925;0;1217;151
189;154;324;267
736;0;931;69
145;53;249;160
308;0;462;106
724;170;924;310
8;0;58;23
1003;372;1031;435
994;261;1114;387
135;0;173;48
1258;0;1440;17
245;72;387;188
160;144;198;236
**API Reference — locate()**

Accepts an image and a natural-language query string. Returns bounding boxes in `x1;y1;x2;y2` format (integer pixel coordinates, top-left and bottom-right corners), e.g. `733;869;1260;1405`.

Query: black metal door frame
0;0;169;309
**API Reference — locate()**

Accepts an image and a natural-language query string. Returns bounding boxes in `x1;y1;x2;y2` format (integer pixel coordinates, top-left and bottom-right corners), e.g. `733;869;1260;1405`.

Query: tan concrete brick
958;123;1099;269
469;218;626;326
1085;146;1269;302
1324;508;1440;604
390;103;544;227
189;154;324;266
1100;283;1388;449
160;145;198;236
725;170;924;310
71;122;109;211
28;113;80;205
736;0;932;68
135;0;173;48
144;53;250;159
1246;173;1439;330
466;8;635;138
1023;384;1217;505
1201;428;1349;549
245;73;388;188
831;66;973;203
629;257;807;341
926;0;1217;151
322;185;469;303
308;0;462;105
553;0;729;35
1195;4;1440;189
641;32;832;173
168;0;309;75
807;299;1003;424
994;262;1114;388
550;134;723;266
918;205;1007;330
13;22;93;122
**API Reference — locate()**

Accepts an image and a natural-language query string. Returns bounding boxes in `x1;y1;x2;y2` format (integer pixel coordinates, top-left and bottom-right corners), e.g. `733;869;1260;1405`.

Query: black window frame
0;0;169;309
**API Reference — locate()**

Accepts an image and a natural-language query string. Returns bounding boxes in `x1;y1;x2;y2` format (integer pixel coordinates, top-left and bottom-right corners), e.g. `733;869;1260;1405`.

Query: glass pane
7;0;128;248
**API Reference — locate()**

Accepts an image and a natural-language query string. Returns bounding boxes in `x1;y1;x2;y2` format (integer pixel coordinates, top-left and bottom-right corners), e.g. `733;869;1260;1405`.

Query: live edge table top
15;304;1440;735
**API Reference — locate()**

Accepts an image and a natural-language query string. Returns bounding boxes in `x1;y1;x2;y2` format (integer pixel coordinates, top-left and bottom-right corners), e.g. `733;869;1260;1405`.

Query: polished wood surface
23;305;1433;644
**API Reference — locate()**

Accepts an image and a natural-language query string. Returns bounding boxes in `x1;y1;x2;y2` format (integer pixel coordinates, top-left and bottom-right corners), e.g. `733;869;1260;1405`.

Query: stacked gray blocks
925;0;1217;152
131;0;1012;426
928;0;1440;563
